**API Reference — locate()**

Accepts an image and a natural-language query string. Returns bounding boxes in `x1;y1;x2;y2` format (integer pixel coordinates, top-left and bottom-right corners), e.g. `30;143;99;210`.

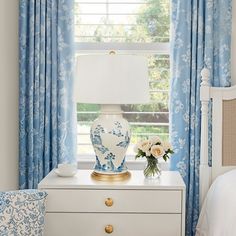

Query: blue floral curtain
19;0;76;189
170;0;232;235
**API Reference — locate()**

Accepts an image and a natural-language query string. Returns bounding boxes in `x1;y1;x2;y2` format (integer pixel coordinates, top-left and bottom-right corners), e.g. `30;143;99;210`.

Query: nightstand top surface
38;170;185;190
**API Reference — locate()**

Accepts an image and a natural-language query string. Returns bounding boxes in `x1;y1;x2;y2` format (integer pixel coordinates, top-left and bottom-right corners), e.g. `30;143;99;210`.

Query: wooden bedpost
200;68;211;207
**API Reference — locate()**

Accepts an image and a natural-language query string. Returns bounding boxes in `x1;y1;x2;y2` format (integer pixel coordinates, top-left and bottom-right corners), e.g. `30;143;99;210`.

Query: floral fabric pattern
19;0;76;189
170;0;232;235
0;190;47;236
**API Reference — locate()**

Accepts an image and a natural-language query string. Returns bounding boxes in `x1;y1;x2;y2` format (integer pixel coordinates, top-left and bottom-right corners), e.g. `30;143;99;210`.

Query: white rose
134;141;145;153
162;141;172;151
145;150;151;156
149;136;162;145
150;145;165;158
138;140;152;153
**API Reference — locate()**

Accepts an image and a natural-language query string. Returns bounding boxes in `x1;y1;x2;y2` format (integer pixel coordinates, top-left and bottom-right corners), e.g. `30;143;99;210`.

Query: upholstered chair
0;190;47;235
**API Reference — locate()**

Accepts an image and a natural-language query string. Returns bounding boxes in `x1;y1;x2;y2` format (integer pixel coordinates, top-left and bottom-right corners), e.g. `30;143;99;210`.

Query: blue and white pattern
90;125;109;154
91;120;130;173
19;0;76;189
94;154;127;172
170;1;232;235
0;190;47;235
116;131;130;148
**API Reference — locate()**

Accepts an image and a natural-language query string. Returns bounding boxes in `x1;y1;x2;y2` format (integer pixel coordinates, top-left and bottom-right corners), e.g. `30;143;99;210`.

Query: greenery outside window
75;0;170;159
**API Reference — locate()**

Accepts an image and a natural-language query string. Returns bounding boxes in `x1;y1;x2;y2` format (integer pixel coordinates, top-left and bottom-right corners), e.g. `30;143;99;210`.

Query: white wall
0;0;19;190
232;0;236;85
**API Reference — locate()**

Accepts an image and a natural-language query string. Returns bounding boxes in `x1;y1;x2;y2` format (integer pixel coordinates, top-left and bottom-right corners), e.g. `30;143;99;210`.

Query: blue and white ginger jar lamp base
90;105;131;181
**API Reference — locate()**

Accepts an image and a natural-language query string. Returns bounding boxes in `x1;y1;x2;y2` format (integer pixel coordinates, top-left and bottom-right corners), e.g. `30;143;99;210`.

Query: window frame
75;42;169;54
75;0;170;167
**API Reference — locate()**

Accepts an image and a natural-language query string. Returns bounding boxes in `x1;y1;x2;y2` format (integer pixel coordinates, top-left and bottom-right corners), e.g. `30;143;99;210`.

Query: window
75;0;170;159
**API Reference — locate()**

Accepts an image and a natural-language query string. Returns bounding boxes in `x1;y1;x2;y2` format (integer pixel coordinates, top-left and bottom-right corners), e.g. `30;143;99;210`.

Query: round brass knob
105;198;113;207
105;225;113;234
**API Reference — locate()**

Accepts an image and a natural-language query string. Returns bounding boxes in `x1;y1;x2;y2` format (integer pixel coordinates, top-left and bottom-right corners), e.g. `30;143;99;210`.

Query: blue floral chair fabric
0;190;47;236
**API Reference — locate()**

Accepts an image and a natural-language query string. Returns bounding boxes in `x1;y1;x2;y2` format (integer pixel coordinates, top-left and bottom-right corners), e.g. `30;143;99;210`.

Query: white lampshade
75;54;149;104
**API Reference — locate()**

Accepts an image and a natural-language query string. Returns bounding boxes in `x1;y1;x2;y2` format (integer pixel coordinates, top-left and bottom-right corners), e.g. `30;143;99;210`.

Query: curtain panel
19;0;76;189
170;0;232;235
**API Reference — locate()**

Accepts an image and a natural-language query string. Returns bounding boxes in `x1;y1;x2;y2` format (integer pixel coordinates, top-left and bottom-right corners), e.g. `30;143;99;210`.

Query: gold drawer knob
105;198;113;207
105;225;113;234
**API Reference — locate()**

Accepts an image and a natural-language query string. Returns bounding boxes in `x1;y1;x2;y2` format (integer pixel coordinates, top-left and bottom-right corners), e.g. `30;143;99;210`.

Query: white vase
90;105;130;174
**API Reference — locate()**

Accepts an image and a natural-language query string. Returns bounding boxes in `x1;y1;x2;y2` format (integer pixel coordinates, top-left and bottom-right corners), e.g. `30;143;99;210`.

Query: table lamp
75;53;149;181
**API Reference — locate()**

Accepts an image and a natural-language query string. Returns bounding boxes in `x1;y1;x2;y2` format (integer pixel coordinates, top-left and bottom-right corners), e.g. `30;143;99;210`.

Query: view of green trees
75;0;170;154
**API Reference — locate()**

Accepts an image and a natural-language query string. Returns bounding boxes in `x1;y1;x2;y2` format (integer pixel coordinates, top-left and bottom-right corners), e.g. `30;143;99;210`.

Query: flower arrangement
134;136;174;178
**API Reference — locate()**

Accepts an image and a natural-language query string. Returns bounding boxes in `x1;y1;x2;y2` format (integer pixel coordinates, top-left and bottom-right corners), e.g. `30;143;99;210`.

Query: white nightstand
38;170;185;236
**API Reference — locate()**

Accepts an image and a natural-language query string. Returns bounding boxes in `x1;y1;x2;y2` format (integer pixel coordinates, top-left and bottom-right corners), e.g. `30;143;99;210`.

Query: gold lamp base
91;171;131;182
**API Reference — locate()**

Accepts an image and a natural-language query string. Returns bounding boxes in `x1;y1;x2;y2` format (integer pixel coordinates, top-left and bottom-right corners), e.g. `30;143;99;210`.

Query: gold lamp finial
109;50;116;55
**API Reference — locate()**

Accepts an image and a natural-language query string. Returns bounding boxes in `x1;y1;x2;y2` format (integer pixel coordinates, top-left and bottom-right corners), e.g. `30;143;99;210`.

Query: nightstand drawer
45;189;182;213
44;213;182;236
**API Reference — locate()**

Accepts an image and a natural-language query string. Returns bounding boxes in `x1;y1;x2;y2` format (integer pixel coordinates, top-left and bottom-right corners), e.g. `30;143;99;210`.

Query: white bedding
196;170;236;236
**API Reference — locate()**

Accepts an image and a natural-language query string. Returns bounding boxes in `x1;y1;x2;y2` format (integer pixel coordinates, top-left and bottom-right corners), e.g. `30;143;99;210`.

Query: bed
196;69;236;236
